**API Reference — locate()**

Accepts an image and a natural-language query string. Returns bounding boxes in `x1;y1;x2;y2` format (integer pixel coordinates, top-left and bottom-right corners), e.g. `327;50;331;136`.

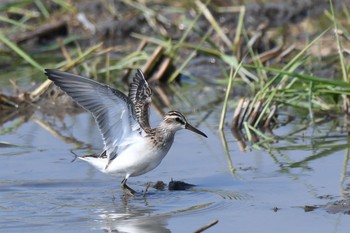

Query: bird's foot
121;179;136;196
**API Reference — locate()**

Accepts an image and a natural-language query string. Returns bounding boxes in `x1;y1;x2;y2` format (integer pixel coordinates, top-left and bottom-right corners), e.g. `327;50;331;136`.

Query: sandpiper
45;69;207;195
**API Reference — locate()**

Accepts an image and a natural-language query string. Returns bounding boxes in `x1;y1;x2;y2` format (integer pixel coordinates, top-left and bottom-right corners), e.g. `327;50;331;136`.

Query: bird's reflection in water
94;195;171;233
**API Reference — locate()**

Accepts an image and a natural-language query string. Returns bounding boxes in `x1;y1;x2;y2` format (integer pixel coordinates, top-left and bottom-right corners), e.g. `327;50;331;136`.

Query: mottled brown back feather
128;69;153;134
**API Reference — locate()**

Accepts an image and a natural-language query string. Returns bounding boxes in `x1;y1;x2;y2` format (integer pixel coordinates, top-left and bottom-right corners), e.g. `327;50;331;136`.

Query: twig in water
148;57;172;82
193;220;219;233
142;45;165;77
143;182;152;197
232;97;245;129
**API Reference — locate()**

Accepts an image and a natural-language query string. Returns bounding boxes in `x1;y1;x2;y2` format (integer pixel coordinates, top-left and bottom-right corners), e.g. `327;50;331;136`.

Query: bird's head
162;111;207;137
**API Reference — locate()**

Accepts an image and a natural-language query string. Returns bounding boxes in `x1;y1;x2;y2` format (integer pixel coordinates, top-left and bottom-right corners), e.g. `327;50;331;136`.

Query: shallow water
1;82;350;233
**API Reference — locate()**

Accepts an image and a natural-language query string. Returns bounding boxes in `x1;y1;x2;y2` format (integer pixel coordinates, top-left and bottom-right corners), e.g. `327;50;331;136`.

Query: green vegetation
0;0;349;146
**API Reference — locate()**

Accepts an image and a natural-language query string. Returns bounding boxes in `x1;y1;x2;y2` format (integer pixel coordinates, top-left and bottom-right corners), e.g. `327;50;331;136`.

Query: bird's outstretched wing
45;69;141;161
128;69;153;133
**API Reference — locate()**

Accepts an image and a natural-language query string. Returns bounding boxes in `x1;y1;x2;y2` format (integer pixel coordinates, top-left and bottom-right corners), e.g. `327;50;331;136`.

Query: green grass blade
250;66;350;88
34;0;49;18
195;0;232;49
329;0;348;82
219;66;234;130
0;34;43;71
0;15;31;29
219;60;244;130
0;0;33;11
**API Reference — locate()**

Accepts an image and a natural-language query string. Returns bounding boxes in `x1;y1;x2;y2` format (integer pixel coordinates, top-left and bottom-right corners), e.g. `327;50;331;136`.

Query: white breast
105;134;174;177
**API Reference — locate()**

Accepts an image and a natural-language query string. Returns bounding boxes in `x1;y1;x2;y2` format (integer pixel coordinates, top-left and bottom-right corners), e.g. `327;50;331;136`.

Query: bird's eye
175;117;183;124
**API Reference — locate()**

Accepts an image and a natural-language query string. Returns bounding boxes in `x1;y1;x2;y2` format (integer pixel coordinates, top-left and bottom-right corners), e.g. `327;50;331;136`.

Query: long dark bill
185;123;207;138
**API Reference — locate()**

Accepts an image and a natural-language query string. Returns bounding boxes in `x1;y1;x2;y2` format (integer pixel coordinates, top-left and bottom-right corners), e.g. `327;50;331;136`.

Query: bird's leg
121;178;136;196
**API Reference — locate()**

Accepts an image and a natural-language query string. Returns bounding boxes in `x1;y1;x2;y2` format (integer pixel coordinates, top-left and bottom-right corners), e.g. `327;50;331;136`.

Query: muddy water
1;82;350;233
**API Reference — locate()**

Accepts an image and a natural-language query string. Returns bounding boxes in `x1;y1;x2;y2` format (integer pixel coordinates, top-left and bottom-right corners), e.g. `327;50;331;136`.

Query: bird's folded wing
45;69;141;161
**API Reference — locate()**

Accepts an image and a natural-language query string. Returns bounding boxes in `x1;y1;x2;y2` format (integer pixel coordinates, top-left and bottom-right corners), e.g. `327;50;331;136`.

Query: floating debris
168;179;196;191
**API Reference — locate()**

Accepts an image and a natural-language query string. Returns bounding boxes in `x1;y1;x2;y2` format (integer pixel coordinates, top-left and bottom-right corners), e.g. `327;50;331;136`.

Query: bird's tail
70;150;108;173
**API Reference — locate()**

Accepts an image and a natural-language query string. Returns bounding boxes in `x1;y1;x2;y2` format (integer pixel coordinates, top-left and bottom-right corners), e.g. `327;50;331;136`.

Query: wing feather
45;69;141;161
128;69;152;133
